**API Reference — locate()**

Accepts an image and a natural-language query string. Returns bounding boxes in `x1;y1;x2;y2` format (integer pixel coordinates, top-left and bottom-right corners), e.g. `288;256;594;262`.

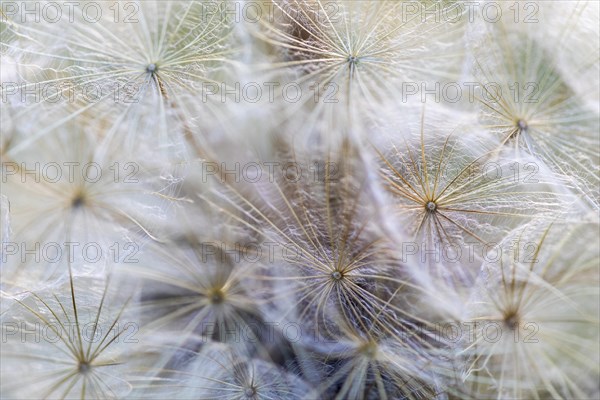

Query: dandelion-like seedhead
1;0;598;398
124;235;267;355
372;105;579;289
2;1;242;156
262;0;465;85
133;341;311;399
201;138;430;344
301;322;444;400
256;0;466;137
470;9;600;208
1;121;180;290
0;270;140;399
455;222;600;398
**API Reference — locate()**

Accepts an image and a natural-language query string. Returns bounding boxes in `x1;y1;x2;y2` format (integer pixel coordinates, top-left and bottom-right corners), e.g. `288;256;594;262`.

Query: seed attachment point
244;386;256;398
504;311;520;330
209;289;225;304
426;201;437;212
78;361;91;374
71;193;85;209
517;119;528;131
146;63;157;74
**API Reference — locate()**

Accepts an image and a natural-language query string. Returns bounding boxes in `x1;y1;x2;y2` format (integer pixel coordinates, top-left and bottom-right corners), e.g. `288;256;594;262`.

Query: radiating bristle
1;1;598;399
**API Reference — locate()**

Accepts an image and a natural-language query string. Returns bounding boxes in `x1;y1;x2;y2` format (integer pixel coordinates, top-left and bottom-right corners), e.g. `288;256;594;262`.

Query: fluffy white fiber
1;1;598;399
